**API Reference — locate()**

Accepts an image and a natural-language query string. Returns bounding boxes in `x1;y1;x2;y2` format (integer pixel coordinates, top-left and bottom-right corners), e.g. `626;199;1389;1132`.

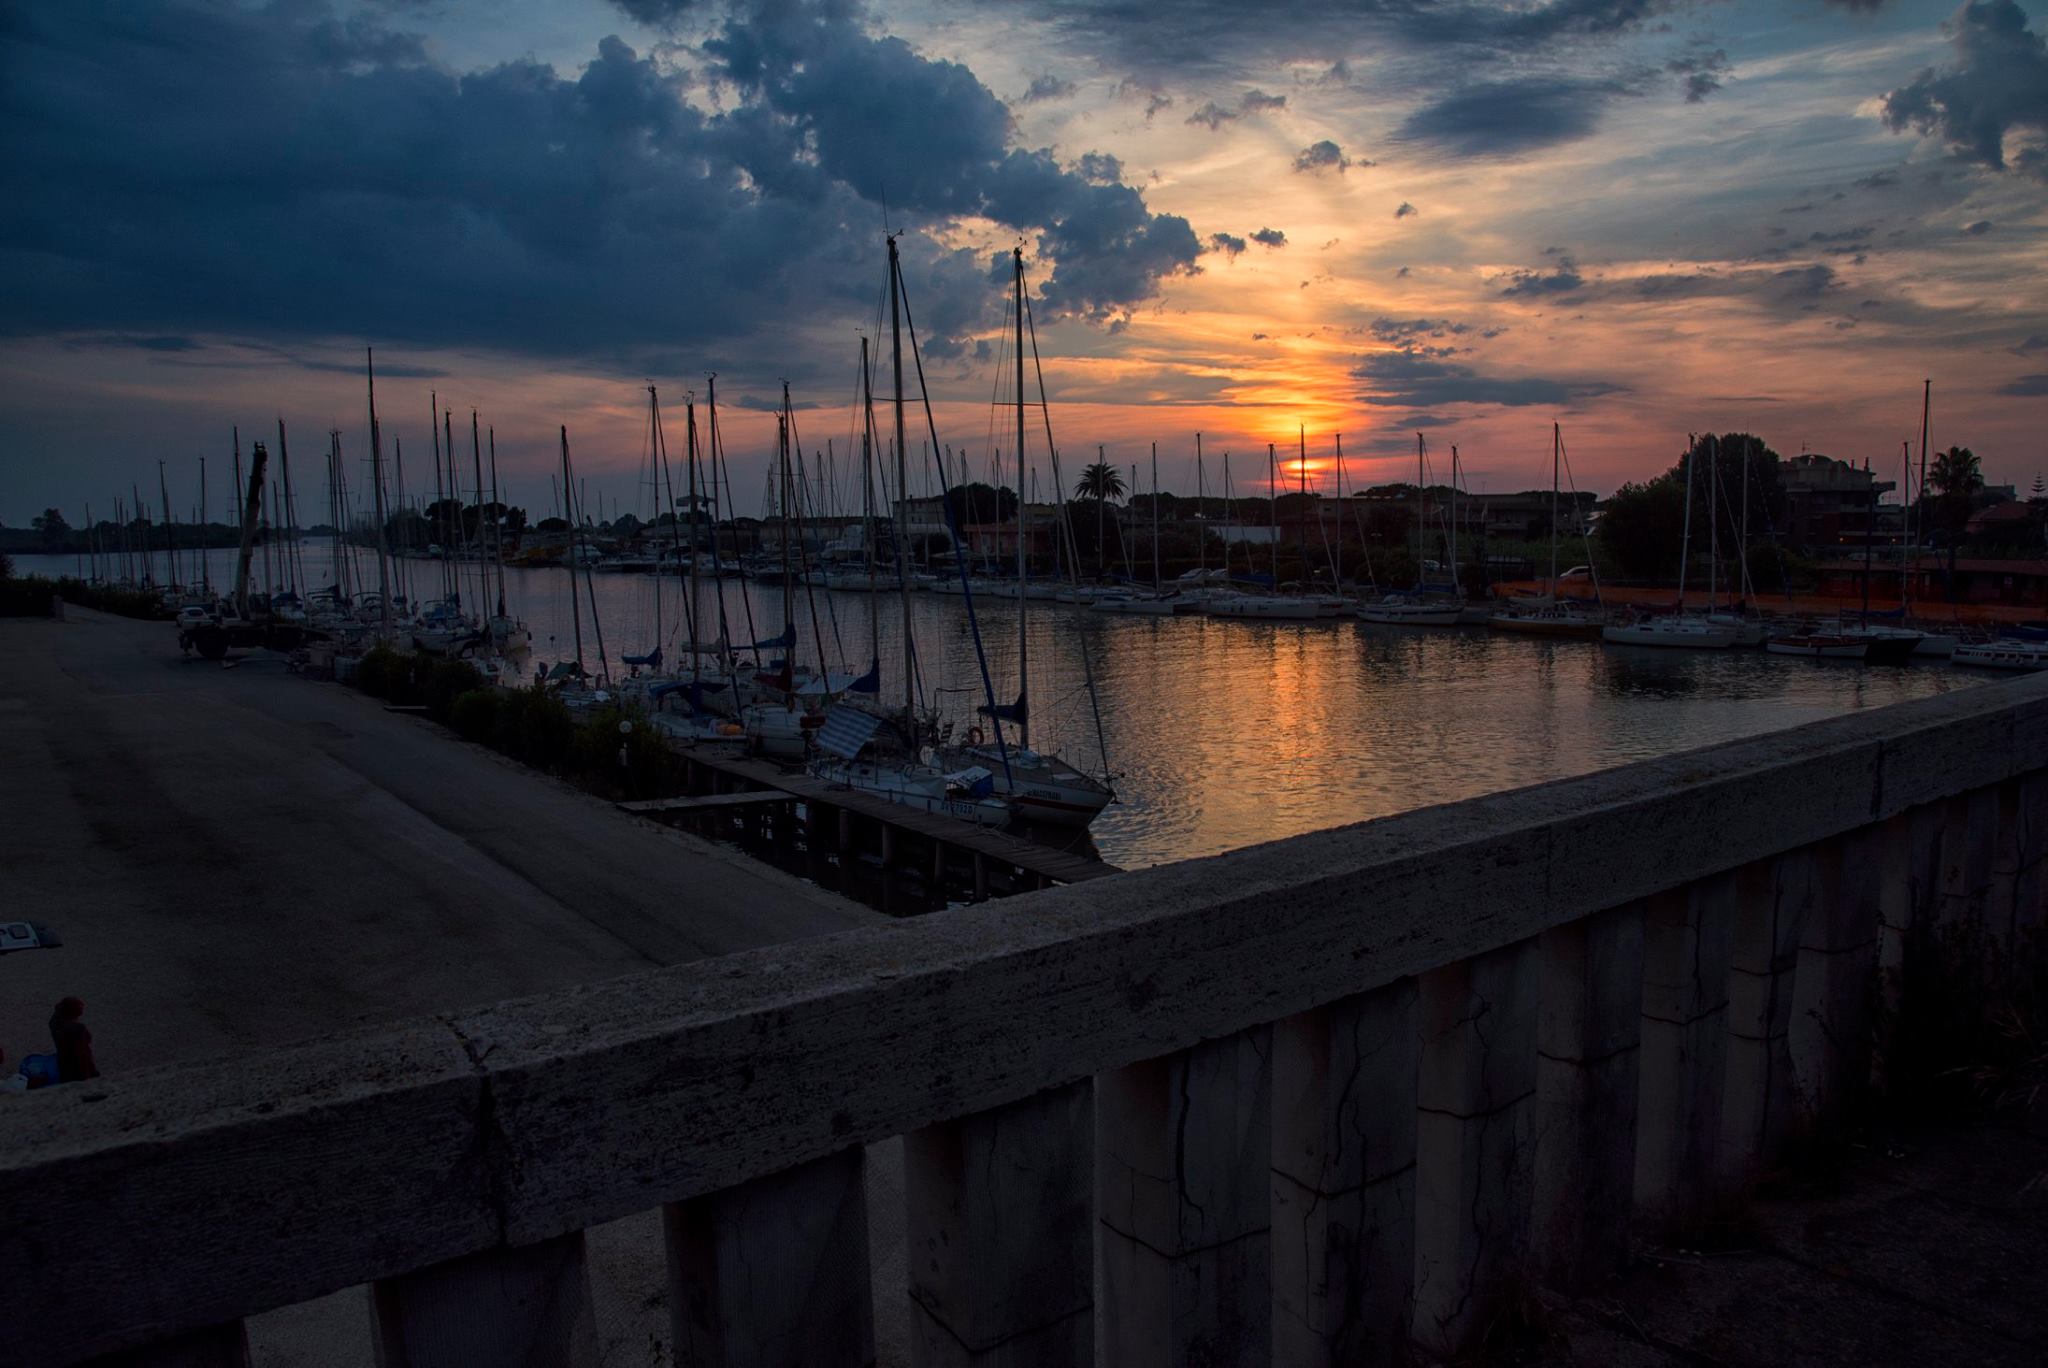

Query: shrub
448;688;500;744
497;685;574;771
356;645;406;700
424;659;484;722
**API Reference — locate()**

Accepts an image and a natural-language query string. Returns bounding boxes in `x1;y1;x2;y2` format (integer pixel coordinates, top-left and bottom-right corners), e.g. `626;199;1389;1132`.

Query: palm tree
1929;445;1983;594
1075;451;1126;575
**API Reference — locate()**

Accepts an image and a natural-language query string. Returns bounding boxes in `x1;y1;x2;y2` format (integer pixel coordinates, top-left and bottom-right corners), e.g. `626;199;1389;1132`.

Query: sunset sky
4;0;2046;525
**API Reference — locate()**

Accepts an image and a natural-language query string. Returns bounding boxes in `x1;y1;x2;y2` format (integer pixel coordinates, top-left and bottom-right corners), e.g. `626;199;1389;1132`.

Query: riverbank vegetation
0;571;172;620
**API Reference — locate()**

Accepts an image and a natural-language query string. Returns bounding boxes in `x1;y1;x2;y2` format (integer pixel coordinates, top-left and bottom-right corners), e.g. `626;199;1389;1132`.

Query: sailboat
931;247;1115;827
1603;434;1736;649
807;235;1017;828
1206;445;1322;619
1357;433;1465;625
1491;422;1605;639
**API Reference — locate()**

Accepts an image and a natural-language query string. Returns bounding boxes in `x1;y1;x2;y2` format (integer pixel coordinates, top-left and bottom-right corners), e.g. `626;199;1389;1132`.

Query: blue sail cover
816;705;882;760
646;680;726;710
622;646;663;667
847;657;881;694
749;625;796;651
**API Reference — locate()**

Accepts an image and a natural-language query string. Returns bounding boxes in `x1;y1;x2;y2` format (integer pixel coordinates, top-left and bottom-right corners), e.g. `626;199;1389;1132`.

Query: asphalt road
0;608;877;1075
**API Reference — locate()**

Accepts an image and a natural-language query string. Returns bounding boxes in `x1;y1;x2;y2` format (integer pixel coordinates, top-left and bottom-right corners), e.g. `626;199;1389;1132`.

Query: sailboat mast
1707;437;1719;610
1268;443;1280;586
1196;433;1207;577
488;428;506;618
470;411;487;625
1416;432;1425;587
889;235;915;723
559;426;584;675
1014;248;1030;748
1549;421;1561;595
1150;442;1161;592
277;419;299;596
1449;445;1460;595
157;460;176;590
1332;434;1345;588
1677;434;1695;606
1915;378;1931;603
199;459;209;593
366;349;394;640
860;337;878;663
444;410;459;611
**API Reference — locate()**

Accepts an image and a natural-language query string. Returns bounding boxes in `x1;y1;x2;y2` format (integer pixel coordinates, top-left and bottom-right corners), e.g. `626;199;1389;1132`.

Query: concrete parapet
371;1231;598;1368
1635;878;1734;1232
1532;902;1643;1292
1412;937;1539;1359
1096;1028;1272;1368
665;1148;874;1368
905;1082;1093;1367
1270;980;1418;1368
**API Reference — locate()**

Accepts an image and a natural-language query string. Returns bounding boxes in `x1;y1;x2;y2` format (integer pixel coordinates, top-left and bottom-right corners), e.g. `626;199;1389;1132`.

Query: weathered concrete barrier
5;674;2044;1366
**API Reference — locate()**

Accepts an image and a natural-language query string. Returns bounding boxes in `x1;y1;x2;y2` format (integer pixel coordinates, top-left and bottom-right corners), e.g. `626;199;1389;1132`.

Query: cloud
1499;255;1585;297
1291;140;1354;174
1075;151;1123;183
1999;374;2048;396
1355;348;1622;409
1208;232;1247;257
1394;201;1417;219
59;333;204;353
1666;46;1731;103
1185;88;1288;130
1021;74;1076;103
607;0;699;26
0;0;1202;368
1962;218;1994;234
2015;333;2048;355
1852;169;1901;190
1397;77;1624;156
1881;0;2048;180
1772;263;1839;303
1367;318;1470;342
1251;227;1288;247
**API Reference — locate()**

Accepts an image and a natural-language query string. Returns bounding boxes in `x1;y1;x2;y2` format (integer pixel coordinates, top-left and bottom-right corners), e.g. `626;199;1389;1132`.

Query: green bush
424;659;484;722
0;574;170;619
448;688;500;744
492;685;574;771
356;645;406;700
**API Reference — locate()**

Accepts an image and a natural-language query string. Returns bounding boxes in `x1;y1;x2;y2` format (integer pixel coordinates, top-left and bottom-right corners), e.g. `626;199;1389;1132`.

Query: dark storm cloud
1498;255;1585;297
1881;0;2048;180
1367;318;1470;342
1666;46;1731;103
608;0;701;26
1251;228;1288;248
1354;349;1622;409
1397;78;1622;156
1030;1;1681;74
0;0;1199;371
1208;232;1248;257
2000;374;2048;396
1394;201;1417;219
1291;140;1354;174
59;334;205;353
1022;74;1077;102
1184;89;1288;131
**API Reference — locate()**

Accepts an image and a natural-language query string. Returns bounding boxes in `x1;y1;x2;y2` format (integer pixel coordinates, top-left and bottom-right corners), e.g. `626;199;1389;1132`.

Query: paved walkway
0;610;876;1074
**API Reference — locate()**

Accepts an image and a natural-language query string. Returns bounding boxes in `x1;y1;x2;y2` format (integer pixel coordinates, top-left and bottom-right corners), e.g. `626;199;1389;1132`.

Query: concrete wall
6;675;2047;1365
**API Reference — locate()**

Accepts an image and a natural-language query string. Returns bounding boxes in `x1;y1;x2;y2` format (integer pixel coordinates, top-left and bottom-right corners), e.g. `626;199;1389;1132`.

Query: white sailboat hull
808;759;1013;827
1601;620;1737;649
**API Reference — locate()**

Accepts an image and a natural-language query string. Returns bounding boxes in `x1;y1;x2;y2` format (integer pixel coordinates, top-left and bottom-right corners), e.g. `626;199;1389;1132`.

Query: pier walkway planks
627;748;1121;886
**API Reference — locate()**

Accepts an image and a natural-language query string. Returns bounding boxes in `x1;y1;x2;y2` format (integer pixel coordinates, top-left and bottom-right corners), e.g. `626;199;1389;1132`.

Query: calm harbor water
27;545;1987;870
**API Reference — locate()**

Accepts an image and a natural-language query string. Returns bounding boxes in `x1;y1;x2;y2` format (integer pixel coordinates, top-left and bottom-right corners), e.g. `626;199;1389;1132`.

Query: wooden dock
619;745;1119;895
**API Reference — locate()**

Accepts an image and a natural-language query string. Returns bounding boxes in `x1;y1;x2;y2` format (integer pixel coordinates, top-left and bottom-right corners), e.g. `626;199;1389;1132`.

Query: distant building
1781;453;1895;550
